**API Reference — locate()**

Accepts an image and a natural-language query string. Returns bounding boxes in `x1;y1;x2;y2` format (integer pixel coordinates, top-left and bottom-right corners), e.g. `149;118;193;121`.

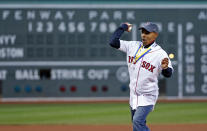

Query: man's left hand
161;58;169;69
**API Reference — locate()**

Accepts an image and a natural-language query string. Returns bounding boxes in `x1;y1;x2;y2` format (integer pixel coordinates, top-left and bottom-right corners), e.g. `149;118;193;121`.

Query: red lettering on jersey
145;63;150;69
141;61;156;73
142;61;146;68
148;65;156;73
128;56;137;64
128;56;134;63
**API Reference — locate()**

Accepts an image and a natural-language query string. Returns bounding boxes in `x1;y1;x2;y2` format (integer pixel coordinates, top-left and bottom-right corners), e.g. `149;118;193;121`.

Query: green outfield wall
0;2;207;99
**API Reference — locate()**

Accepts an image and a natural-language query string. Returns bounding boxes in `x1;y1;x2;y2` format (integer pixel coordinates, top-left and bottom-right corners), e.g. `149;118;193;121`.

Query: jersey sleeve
118;40;130;53
118;40;140;54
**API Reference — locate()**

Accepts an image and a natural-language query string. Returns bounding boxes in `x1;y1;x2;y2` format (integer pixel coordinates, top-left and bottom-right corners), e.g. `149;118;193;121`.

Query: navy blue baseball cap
138;22;159;33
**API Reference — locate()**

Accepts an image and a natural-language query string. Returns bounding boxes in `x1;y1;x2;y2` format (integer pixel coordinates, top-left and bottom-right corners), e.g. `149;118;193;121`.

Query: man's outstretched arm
109;24;129;49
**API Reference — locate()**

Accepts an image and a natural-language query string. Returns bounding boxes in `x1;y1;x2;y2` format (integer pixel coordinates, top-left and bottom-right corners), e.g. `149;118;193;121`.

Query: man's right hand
121;23;132;32
125;23;132;32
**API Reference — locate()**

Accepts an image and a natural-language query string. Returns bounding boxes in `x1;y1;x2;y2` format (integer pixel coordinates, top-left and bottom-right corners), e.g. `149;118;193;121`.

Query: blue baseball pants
131;105;153;131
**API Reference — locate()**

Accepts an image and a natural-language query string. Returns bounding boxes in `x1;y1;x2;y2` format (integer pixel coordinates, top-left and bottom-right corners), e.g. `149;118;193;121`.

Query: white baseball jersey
119;40;173;110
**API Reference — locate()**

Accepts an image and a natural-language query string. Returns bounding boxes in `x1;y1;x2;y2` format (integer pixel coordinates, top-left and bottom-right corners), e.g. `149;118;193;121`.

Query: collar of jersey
144;42;159;52
144;41;154;48
133;42;154;63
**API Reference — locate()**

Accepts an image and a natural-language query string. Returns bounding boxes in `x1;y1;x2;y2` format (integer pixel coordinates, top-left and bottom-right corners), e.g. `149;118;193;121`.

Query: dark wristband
162;67;172;78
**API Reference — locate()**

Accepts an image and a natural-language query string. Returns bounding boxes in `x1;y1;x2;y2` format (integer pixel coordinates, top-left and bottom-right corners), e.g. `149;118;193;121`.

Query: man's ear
152;32;158;40
155;32;158;38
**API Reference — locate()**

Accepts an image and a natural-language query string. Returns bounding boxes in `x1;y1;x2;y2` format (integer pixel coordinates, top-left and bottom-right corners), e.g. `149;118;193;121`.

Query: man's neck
144;41;154;48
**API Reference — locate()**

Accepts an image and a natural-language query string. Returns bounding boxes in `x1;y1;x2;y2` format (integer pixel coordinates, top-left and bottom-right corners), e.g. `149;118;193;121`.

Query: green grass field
0;102;206;125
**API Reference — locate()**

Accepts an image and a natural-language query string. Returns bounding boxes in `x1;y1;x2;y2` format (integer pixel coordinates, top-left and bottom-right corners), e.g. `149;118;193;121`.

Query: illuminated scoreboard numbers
28;21;118;33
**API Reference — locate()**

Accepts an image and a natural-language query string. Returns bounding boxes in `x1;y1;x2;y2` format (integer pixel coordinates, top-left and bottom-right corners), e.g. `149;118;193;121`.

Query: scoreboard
0;4;207;99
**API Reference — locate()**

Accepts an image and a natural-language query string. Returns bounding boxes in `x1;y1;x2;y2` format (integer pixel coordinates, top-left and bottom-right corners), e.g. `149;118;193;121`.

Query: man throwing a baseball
109;22;173;131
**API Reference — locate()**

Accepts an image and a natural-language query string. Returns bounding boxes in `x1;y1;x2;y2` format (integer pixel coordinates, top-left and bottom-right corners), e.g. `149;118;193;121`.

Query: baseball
128;26;132;32
126;23;132;32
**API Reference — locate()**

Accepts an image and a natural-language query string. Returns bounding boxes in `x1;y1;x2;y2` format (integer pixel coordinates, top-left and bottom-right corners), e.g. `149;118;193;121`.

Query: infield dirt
0;124;207;131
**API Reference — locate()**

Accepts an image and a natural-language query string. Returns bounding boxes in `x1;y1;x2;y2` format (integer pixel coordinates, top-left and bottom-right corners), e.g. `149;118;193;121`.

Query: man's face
141;29;158;45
